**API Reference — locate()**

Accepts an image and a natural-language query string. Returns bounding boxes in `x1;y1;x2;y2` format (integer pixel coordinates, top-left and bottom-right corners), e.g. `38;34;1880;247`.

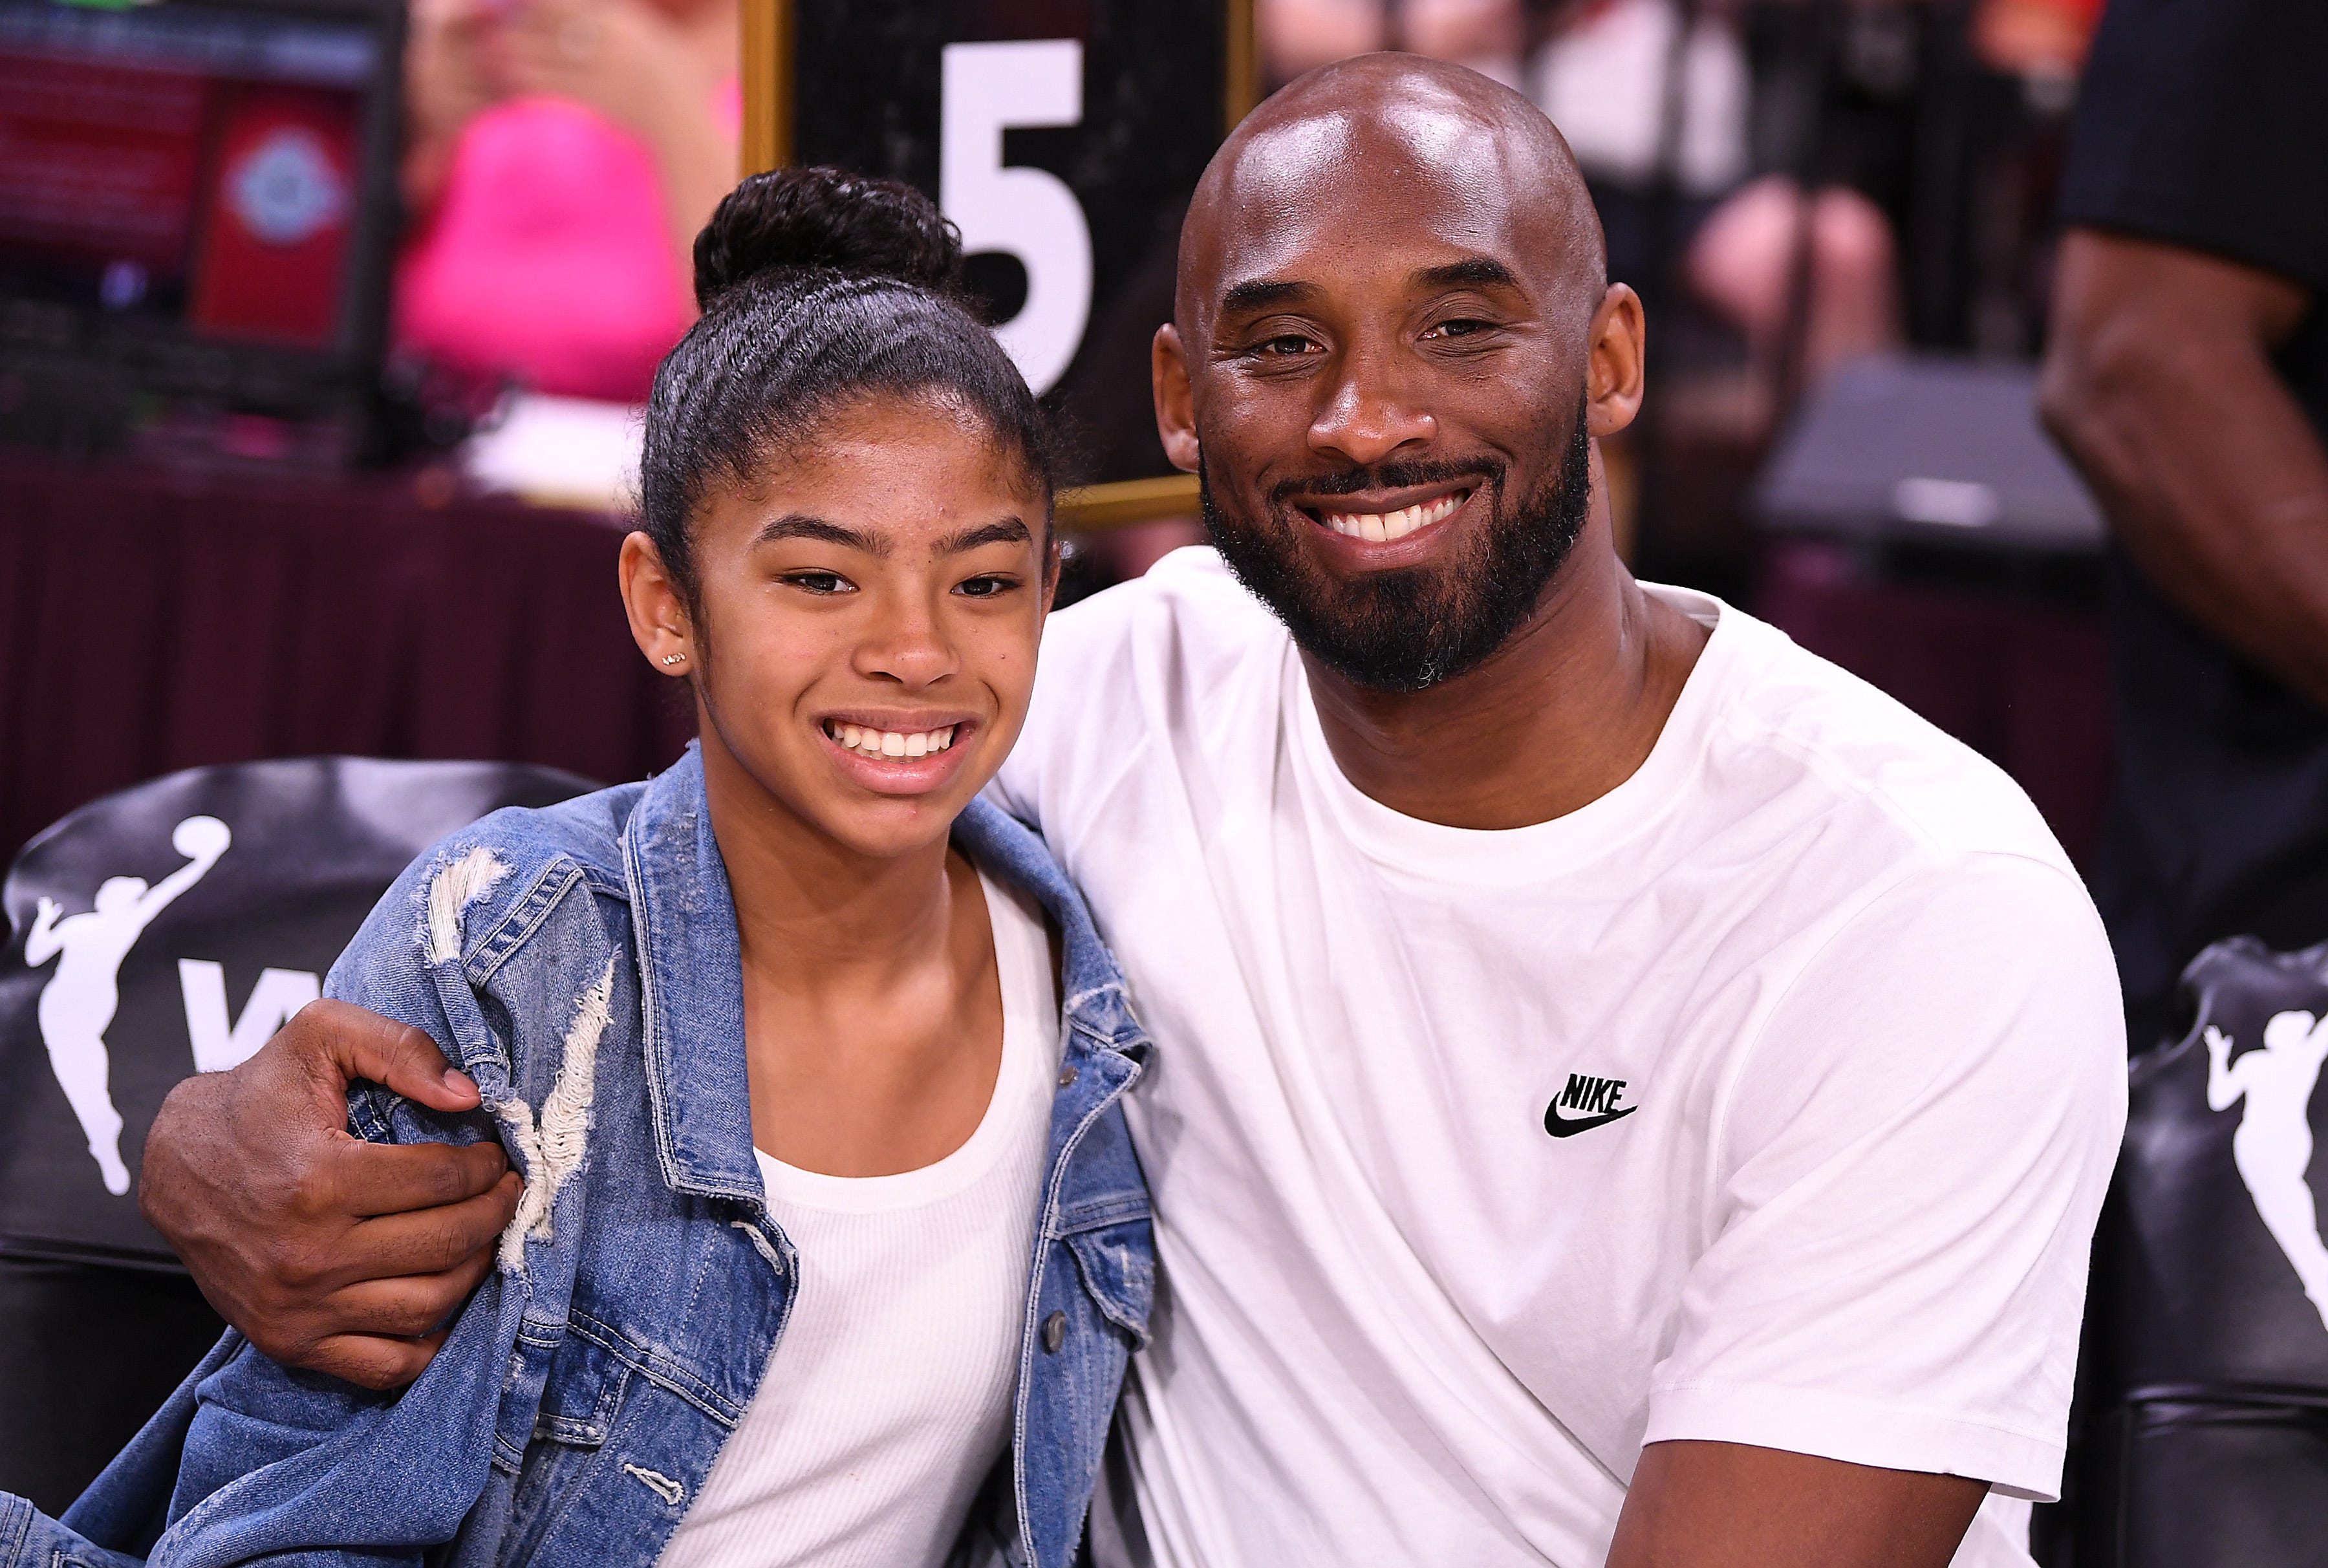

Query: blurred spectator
395;0;738;403
1258;0;1386;79
2040;0;2328;1055
1683;173;1899;392
1533;0;1900;399
1531;0;1750;221
1261;0;1528;91
1971;0;2101;81
1402;0;1529;89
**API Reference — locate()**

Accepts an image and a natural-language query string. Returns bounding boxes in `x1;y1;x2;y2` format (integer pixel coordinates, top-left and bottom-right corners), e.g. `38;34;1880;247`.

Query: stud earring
661;652;685;667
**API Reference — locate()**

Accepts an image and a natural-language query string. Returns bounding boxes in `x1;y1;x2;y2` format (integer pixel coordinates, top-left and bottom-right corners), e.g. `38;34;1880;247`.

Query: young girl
9;169;1154;1568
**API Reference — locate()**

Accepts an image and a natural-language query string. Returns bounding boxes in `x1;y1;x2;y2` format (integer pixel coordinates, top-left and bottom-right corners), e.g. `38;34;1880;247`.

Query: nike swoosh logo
1543;1104;1638;1138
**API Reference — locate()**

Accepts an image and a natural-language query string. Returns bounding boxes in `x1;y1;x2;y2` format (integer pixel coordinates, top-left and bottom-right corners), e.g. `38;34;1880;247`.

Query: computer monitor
0;0;403;453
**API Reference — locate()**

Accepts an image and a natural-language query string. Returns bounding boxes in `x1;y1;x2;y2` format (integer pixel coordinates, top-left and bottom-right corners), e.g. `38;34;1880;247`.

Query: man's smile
1286;478;1482;566
1313;488;1469;542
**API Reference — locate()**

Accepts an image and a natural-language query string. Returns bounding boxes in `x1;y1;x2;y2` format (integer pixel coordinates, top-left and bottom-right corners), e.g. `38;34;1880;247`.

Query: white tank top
658;870;1062;1568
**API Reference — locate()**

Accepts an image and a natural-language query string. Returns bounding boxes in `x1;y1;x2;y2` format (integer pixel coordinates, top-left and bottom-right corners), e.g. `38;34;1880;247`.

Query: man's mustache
1266;459;1505;508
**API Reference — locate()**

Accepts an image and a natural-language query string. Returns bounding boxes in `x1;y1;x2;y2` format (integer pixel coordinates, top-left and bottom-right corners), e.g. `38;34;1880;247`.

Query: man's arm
139;1000;521;1390
2203;1024;2246;1111
1613;854;2124;1567
24;897;61;966
1608;1443;1985;1568
2038;228;2328;709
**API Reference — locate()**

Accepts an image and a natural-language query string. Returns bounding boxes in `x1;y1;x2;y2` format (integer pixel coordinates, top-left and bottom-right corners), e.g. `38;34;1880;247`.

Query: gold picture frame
737;0;1256;530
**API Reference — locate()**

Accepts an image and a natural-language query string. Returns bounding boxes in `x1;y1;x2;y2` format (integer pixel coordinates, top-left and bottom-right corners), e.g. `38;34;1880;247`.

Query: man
2036;0;2328;1554
2038;0;2328;1057
129;58;2122;1567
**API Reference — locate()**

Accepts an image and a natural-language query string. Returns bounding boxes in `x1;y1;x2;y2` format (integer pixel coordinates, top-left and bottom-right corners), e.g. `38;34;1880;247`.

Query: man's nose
1308;343;1436;468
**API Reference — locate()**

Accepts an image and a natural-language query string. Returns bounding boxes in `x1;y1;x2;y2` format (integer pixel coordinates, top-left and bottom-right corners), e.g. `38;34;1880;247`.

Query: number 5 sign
742;1;1258;526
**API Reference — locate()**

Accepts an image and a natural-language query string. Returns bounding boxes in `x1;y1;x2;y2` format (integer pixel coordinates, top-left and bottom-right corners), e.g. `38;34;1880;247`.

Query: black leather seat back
0;756;592;1514
2106;936;2328;1402
0;756;592;1267
2080;934;2328;1566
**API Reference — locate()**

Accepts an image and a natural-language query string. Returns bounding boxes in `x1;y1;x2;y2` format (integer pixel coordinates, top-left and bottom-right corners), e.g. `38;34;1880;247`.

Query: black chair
0;757;592;1513
2077;935;2328;1566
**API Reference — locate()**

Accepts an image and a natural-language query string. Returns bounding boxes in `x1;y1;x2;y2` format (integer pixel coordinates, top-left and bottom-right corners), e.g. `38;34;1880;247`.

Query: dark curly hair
640;167;1057;612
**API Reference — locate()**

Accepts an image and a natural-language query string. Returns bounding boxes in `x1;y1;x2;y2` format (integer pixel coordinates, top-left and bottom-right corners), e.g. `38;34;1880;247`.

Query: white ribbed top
657;870;1061;1568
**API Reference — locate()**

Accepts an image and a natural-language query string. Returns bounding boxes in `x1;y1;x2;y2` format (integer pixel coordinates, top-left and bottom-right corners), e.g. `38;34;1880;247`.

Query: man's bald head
1180;52;1607;332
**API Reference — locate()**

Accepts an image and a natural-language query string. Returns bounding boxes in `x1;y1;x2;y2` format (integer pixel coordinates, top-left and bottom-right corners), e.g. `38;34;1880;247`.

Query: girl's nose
854;603;957;689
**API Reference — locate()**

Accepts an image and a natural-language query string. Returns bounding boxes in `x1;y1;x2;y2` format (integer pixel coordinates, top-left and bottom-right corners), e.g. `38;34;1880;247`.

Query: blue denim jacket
2;747;1154;1568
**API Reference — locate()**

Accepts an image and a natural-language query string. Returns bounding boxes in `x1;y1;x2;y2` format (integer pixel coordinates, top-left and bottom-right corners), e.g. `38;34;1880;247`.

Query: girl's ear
620;531;698;678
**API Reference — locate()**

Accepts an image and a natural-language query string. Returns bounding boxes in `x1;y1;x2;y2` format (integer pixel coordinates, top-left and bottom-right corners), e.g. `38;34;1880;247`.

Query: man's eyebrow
1219;277;1318;315
753;515;885;554
1416;257;1522;291
938;517;1033;553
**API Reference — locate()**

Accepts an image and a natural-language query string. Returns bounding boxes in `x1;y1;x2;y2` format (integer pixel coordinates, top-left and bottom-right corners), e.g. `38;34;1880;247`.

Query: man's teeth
825;722;956;758
1322;491;1466;542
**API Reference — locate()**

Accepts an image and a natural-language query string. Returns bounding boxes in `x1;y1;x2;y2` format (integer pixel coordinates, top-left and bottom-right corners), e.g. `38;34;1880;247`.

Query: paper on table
462;392;643;513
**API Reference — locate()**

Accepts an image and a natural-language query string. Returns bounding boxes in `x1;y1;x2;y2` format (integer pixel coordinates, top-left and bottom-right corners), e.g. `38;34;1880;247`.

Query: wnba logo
2206;1013;2328;1333
22;815;319;1196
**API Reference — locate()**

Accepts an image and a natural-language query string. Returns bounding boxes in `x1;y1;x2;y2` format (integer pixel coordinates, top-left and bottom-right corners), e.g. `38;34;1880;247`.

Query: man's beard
1199;401;1594;694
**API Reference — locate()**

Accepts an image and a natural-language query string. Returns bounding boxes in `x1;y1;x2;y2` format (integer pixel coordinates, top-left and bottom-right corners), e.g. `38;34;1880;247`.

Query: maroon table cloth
0;452;695;869
1755;537;2114;870
0;453;2114;881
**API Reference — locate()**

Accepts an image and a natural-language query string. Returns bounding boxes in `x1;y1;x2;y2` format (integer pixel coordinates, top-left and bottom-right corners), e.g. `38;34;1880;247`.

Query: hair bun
692;167;964;310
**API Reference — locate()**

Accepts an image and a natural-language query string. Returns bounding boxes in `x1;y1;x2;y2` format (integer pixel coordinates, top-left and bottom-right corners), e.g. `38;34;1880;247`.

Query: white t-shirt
992;549;2127;1568
658;871;1061;1568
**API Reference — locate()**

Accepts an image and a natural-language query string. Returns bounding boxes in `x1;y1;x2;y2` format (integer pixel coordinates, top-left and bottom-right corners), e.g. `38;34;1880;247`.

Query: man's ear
1152;323;1202;473
1586;283;1647;440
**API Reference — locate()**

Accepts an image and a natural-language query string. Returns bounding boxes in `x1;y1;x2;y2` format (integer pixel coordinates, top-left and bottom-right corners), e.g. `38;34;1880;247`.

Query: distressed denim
1;745;1155;1568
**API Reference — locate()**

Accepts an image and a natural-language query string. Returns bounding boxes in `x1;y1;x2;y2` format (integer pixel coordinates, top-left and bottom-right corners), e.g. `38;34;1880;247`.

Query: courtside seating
0;757;592;1512
2078;935;2328;1565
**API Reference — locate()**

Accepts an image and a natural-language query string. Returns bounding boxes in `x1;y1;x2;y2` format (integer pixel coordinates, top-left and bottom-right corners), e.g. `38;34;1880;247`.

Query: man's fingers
344;1170;522;1276
286;998;479;1112
324;1247;501;1339
302;1329;451;1392
333;1135;512;1218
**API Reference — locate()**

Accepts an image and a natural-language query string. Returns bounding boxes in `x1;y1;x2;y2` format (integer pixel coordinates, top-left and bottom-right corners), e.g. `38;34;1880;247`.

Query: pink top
394;87;733;404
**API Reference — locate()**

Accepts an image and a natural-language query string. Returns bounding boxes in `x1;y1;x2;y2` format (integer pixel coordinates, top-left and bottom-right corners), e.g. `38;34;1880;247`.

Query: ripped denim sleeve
153;837;607;1567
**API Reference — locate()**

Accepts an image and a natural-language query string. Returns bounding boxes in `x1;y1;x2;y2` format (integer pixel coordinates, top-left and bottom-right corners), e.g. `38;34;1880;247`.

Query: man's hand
1608;1441;1987;1568
139;1000;523;1390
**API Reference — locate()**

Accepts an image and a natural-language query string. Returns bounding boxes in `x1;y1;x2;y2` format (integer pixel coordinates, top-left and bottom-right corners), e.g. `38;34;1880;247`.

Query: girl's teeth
825;722;957;758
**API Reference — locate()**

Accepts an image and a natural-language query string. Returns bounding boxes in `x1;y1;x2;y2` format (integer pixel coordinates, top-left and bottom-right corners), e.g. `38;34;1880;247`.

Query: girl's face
621;392;1055;861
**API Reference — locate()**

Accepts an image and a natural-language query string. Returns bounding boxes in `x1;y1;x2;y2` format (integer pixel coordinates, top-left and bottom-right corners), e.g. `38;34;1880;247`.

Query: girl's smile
817;713;980;795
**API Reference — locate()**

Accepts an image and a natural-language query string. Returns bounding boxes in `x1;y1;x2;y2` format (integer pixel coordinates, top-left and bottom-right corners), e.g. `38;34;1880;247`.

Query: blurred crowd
392;0;737;403
393;0;2107;585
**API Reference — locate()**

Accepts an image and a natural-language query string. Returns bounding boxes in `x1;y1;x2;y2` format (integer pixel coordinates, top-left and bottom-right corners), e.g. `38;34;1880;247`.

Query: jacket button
1058;1066;1078;1088
1042;1310;1067;1353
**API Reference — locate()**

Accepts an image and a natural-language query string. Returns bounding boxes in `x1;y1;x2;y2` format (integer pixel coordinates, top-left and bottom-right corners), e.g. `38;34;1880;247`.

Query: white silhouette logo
24;816;231;1195
2206;1011;2328;1331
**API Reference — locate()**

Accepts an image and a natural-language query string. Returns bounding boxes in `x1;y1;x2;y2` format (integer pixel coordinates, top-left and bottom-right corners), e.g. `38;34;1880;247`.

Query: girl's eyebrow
753;513;881;552
938;517;1033;554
